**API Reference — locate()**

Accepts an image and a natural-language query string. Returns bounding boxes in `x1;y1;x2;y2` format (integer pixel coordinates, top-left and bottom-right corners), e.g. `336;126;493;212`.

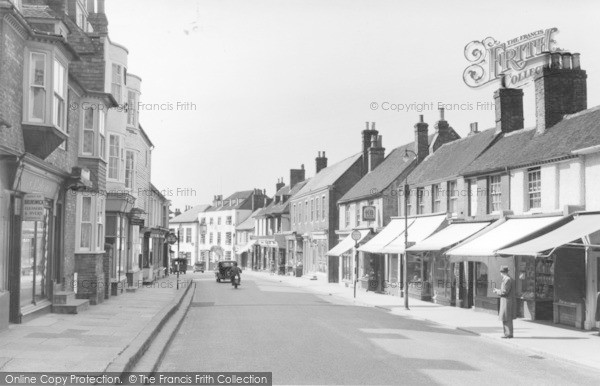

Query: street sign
166;232;178;245
351;230;362;242
23;193;45;221
362;206;376;222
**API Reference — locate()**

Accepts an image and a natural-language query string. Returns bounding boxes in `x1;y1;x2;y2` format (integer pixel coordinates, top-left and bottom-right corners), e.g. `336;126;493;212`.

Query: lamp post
177;224;183;289
351;230;362;299
402;148;417;310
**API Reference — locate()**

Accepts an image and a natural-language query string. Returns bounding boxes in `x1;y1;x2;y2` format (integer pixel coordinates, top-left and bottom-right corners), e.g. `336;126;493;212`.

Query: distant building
170;204;211;266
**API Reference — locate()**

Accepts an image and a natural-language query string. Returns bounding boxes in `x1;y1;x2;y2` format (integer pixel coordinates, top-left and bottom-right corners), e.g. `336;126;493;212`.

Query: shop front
406;222;491;306
285;233;303;276
447;215;564;313
105;192;135;295
326;229;372;287
497;212;600;329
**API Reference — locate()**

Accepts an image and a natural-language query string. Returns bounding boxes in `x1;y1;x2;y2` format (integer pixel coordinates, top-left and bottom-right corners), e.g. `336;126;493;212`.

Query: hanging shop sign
362;206;376;222
463;28;561;88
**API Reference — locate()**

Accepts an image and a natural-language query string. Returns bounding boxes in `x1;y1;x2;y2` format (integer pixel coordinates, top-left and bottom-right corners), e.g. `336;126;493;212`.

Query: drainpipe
505;167;511;212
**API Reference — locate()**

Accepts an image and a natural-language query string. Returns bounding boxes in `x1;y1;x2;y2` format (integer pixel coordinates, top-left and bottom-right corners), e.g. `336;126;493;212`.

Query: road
159;273;600;385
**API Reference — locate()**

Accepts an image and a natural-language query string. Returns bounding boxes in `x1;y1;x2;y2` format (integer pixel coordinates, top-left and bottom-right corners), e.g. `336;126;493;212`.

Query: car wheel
217;278;220;282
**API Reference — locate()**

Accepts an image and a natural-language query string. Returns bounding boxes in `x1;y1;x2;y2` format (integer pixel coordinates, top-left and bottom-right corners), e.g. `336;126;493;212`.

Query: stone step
52;299;90;315
53;291;75;305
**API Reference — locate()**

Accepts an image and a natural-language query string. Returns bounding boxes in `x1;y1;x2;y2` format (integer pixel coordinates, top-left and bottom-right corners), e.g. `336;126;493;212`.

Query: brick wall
74;252;104;305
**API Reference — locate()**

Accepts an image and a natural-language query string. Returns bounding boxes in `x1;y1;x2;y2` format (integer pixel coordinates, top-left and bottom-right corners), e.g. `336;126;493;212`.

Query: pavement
0;274;194;373
244;270;600;373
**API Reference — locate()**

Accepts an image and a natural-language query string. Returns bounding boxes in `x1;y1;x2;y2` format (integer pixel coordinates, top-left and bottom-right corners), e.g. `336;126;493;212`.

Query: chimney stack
367;135;385;172
414;114;429;162
469;122;480;136
276;178;285;193
88;0;108;36
174;208;182;217
290;165;306;188
362;122;379;174
494;86;524;135
315;151;328;174
535;52;587;134
429;108;460;153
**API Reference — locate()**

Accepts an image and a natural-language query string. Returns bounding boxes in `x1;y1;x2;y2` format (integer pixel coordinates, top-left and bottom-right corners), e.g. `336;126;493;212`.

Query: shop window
475;262;488;297
342;252;352;281
488;175;502;213
76;194;105;252
20;204;51;308
527;168;542;210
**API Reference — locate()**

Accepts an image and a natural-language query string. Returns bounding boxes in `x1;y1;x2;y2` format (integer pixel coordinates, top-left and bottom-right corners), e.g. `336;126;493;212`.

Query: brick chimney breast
276;178;285;193
290;165;306;188
362;122;379;174
315;151;328;174
494;87;524;134
368;135;385;172
414;114;429;162
429;108;460;153
534;52;587;134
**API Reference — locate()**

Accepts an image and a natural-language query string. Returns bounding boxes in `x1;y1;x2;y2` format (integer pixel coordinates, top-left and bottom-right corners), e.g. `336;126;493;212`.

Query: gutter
572;145;600;155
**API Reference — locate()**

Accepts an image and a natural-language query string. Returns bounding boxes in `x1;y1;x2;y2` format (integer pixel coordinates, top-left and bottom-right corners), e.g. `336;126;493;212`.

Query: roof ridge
563;105;600;120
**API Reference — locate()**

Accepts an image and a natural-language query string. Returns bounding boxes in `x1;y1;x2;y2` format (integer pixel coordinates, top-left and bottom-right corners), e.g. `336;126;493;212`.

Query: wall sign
362;206;376;222
23;193;45;221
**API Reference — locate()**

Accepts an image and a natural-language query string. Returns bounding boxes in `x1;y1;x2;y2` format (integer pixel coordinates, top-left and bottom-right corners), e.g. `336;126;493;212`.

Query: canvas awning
380;215;447;254
406;222;491;252
327;229;371;257
446;216;562;262
358;218;413;254
235;240;256;255
497;213;600;256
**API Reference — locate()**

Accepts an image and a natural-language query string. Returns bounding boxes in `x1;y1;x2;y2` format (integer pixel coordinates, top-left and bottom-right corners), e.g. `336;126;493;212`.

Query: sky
105;0;600;211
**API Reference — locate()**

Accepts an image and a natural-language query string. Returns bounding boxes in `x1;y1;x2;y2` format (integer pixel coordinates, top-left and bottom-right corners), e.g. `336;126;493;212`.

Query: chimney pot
439;108;445;121
419;114;424;123
550;52;562;69
301;164;304;170
365;122;370;130
371;122;376;131
469;122;479;135
562;53;572;70
572;53;581;69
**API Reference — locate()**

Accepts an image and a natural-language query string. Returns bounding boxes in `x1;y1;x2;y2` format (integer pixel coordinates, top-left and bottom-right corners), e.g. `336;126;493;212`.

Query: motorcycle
232;276;240;289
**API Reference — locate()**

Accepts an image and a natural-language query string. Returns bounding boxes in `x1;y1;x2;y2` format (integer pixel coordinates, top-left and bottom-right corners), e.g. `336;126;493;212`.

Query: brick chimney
276;178;285;193
315;152;328;174
414;114;429;162
535;52;587;134
468;122;480;136
494;80;524;135
88;0;109;36
212;195;223;207
367;135;385;172
290;164;305;188
429;108;460;153
174;208;182;217
362;122;378;174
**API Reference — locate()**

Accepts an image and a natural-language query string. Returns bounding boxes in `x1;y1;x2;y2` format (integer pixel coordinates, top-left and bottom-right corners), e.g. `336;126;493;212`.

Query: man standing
493;266;516;338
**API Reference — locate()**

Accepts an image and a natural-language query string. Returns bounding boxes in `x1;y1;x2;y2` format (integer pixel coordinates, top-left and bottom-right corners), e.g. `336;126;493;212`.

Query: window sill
75;250;106;255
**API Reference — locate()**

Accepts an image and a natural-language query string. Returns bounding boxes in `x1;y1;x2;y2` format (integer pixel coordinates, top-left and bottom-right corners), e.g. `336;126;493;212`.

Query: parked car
215;260;237;282
194;261;206;273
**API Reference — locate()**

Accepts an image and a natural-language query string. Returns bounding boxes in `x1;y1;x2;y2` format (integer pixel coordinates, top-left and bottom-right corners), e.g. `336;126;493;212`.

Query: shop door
328;255;339;283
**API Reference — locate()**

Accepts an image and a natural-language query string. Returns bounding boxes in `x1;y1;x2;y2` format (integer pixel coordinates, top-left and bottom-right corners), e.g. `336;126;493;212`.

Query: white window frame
355;203;361;227
488;175;502;213
432;184;441;213
75;194;105;253
416;188;425;215
527;168;542;210
127;90;138;127
52;58;67;131
108;133;125;181
82;106;95;156
447;181;458;215
111;64;123;104
344;205;350;228
124;149;136;190
321;196;326;220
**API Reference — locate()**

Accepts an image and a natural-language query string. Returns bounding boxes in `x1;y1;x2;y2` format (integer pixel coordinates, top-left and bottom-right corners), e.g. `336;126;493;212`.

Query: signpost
351;230;362;299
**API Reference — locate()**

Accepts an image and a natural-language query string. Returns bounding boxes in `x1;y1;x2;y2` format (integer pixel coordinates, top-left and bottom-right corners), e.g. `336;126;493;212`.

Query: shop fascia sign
463;28;561;88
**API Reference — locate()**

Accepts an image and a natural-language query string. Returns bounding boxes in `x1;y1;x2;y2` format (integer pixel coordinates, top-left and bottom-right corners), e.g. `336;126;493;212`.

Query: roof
409;128;496;185
171;205;211;223
236;209;262;231
206;190;255;212
339;140;427;203
294;153;362;199
463;106;600;175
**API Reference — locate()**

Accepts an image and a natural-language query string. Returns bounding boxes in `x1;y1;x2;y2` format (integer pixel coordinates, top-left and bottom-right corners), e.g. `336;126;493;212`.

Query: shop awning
446;216;563;262
327;229;371;256
358;218;414;254
380;215;447;254
235;240;256;255
406;222;491;252
497;213;600;256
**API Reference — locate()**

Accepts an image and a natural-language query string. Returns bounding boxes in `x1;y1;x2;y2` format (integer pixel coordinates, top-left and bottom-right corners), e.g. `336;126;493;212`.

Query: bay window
82;108;94;155
127;90;138;127
76;194;105;252
125;150;135;189
29;52;46;122
80;106;107;158
108;134;124;181
52;59;66;130
112;64;123;103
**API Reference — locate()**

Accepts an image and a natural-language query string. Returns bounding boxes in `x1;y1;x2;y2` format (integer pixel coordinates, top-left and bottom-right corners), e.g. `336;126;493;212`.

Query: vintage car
193;261;206;273
215;260;237;282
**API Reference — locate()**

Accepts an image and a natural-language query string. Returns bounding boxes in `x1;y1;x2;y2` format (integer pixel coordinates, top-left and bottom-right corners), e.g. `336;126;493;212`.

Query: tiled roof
206;190;255;212
410;128;497;185
294;153;362;199
339;138;432;203
236;209;261;231
171;205;211;223
22;5;58;19
463;106;600;175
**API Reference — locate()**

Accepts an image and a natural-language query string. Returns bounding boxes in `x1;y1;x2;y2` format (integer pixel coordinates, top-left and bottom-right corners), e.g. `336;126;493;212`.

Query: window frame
111;63;123;104
447;180;458;215
124;149;136;190
527;168;542;210
107;133;125;182
75;193;105;253
488;175;502;214
432;184;441;213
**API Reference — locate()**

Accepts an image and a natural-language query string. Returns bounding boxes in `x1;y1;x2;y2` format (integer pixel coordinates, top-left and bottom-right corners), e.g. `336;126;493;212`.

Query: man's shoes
501;335;513;339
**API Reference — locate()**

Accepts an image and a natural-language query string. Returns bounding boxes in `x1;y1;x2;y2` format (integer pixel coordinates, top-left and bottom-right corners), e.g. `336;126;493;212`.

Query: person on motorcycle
230;261;242;286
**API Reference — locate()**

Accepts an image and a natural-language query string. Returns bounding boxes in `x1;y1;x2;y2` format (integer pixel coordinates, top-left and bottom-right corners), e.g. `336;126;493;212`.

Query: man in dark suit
493;266;516;338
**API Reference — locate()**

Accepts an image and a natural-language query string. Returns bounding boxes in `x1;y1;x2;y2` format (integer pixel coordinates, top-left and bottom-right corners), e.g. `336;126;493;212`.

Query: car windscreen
220;262;233;267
